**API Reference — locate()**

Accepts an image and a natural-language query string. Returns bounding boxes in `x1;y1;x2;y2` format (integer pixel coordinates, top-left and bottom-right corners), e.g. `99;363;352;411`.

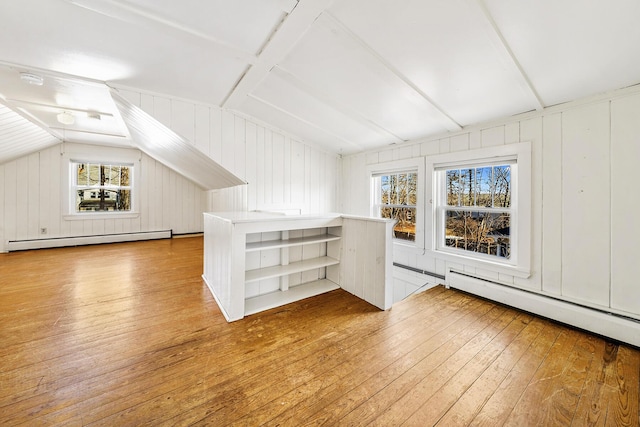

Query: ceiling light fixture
20;72;44;86
57;111;75;125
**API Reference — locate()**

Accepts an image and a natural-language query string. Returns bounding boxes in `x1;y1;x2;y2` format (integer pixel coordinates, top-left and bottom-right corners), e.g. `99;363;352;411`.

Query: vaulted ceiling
1;0;640;161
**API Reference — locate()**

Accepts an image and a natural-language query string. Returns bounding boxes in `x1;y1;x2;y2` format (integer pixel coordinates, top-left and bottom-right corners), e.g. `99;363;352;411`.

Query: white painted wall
116;88;339;214
340;86;640;319
0;143;205;252
0;89;339;253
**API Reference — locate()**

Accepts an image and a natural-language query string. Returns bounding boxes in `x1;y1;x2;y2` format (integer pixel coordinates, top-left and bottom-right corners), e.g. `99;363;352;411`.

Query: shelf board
245;256;340;283
244;279;340;316
245;233;341;252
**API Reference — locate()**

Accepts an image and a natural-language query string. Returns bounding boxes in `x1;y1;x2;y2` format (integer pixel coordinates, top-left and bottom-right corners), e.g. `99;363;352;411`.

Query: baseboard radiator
7;230;172;252
447;270;640;348
393;262;446;281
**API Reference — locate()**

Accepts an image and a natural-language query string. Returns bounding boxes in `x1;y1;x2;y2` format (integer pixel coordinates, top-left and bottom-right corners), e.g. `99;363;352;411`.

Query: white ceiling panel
0;65;130;147
1;0;640;159
484;0;640;106
0;0;252;105
239;96;359;154
278;13;452;141
328;0;541;125
119;0;288;55
252;70;393;151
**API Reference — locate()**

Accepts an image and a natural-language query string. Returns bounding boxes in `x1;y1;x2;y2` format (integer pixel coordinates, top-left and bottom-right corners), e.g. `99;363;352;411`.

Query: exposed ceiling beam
49;127;127;138
64;0;257;64
321;12;462;133
272;66;405;143
468;0;545;111
223;0;336;110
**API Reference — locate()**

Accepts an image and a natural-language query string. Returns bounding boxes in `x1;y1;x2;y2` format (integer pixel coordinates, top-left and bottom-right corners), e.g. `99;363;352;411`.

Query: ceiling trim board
49;127;128;138
64;0;257;64
223;0;335;110
320;12;462;134
220;64;252;108
276;0;299;14
7;99;114;117
248;93;364;153
0;60;108;87
272;66;404;144
468;0;545;111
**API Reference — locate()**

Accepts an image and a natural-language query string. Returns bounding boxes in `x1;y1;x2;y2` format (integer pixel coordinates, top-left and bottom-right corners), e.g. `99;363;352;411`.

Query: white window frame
61;143;141;220
426;142;531;277
367;158;425;250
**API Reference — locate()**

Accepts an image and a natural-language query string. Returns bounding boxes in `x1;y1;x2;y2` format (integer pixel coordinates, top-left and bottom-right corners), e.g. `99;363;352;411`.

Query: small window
72;162;133;213
368;158;425;249
373;172;418;242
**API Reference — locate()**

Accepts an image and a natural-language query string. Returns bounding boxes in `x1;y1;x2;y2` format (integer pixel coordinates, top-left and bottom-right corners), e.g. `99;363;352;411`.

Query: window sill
428;249;531;279
64;212;140;221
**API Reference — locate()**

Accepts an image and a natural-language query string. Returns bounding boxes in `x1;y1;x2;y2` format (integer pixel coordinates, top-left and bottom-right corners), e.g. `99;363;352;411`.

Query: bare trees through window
443;165;511;259
377;172;418;242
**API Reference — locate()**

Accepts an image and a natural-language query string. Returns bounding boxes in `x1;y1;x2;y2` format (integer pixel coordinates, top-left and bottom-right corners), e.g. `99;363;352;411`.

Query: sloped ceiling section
0;64;130;149
111;92;245;190
0;103;59;164
1;0;640;156
217;0;640;153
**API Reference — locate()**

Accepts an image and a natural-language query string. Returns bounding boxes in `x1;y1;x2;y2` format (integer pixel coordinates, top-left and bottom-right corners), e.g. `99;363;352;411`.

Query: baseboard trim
7;230;172;251
448;270;640;348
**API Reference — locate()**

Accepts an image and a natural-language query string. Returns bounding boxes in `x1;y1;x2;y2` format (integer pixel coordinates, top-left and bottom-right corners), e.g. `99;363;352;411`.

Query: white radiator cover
7;230;171;252
447;271;640;347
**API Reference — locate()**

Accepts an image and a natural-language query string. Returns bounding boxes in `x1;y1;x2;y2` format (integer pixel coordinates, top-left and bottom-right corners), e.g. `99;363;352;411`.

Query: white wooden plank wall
340;86;640;319
1;89;339;252
339;217;394;310
117;89;338;215
561;102;610;306
610;95;640;315
0;143;205;252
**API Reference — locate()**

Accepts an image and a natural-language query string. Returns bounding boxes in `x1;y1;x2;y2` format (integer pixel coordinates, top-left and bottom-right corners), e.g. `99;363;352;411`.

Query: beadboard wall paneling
0;143;205;252
340;87;640;319
117;89;338;215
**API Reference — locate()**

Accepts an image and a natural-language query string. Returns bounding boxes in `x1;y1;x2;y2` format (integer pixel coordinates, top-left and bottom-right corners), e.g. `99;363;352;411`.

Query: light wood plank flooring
1;237;638;426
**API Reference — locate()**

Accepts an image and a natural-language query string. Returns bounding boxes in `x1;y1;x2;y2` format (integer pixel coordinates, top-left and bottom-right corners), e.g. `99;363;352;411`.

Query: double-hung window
61;143;140;219
373;171;418;242
427;143;531;275
369;158;425;249
72;162;133;212
438;162;513;260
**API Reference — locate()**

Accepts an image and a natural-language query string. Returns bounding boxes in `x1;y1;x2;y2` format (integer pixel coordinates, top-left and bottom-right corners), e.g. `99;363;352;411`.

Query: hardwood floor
1;236;638;426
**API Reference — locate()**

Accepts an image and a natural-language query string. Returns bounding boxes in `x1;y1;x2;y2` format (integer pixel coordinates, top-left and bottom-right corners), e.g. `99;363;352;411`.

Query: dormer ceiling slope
0;64;244;190
0;0;639;156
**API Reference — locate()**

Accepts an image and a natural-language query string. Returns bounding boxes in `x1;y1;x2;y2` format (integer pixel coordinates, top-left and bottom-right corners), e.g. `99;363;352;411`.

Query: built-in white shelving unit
203;211;395;322
245;256;339;283
245;233;341;252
